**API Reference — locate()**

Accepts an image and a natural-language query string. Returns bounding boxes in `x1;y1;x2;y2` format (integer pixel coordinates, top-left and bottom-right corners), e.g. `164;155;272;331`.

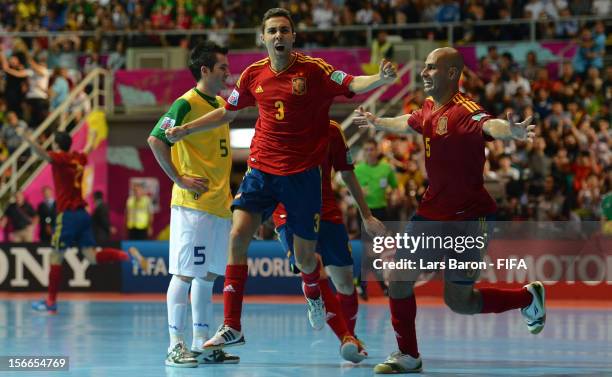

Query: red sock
47;264;62;306
337;290;358;335
390;296;419;358
223;264;248;331
319;279;350;340
301;261;321;299
480;287;532;313
95;248;129;264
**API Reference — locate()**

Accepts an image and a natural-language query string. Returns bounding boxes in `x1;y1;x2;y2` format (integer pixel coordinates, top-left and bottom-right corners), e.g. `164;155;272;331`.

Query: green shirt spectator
354;139;398;210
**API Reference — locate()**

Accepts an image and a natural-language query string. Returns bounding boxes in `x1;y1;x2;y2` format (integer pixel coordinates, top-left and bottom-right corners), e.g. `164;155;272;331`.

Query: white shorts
169;206;231;278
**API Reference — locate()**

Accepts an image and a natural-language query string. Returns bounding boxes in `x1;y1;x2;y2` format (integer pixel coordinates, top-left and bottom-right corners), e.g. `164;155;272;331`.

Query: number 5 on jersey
425;137;431;157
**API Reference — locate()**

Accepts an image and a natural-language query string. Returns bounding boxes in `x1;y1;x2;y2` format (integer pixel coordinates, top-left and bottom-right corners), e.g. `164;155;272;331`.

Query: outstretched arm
340;170;387;237
483;112;536;141
349;59;397;94
165;107;238;143
354;106;415;134
18;130;52;162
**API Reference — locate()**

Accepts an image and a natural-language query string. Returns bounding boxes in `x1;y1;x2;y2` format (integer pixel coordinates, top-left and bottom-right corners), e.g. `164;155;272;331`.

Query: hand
362;215;387;238
165;126;188;143
177;175;209;195
354;106;379;130
507;112;536;142
379;59;397;83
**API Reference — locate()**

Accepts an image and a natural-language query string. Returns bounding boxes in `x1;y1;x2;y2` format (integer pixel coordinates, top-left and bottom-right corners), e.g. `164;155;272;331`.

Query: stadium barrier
1;240;609;299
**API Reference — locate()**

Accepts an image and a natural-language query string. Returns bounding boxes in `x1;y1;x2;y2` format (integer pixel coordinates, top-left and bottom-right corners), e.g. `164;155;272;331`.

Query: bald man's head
421;47;464;101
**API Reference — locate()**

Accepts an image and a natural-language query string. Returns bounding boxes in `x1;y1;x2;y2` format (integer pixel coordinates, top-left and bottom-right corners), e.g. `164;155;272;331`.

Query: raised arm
165;107;238;143
482;112;536;141
354;106;415;135
18;130;52;162
349;59;397;94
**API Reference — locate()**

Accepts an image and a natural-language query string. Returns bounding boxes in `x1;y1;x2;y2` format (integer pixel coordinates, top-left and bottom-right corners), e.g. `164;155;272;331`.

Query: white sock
191;277;215;350
167;275;191;351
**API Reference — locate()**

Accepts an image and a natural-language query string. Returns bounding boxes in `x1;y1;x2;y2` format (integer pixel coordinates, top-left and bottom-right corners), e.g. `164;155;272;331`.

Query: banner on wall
0;243;121;291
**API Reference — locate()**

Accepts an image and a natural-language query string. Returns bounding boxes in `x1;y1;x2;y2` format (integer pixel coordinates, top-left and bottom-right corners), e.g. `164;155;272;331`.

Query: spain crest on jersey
436;116;448;135
292;77;306;95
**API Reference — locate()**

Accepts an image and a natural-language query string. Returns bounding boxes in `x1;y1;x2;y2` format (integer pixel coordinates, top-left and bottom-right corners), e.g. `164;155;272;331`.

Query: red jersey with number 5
49;151;87;212
225;52;354;176
407;92;496;220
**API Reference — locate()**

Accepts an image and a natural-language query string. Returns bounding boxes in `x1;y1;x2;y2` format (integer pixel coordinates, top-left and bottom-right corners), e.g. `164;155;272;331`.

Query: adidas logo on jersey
223;285;236;293
255;85;264;93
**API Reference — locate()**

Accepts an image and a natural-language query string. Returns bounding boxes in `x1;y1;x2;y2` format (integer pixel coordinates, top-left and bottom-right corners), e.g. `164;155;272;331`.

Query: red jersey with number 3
273;120;354;227
225;52;354;176
49;151;87;212
407;92;496;220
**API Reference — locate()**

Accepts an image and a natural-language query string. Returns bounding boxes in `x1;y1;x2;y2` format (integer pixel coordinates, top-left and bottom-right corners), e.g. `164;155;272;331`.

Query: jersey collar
193;88;219;108
268;52;298;76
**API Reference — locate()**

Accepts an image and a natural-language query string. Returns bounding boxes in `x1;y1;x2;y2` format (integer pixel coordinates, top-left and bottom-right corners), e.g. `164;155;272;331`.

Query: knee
229;228;250;254
443;291;474;314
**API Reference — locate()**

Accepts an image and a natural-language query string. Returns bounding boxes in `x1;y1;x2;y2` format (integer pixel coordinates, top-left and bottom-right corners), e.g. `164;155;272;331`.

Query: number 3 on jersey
275;101;284;120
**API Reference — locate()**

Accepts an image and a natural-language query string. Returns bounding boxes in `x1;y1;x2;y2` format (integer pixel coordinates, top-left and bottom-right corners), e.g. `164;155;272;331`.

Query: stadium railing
0;68;113;211
0;15;609;48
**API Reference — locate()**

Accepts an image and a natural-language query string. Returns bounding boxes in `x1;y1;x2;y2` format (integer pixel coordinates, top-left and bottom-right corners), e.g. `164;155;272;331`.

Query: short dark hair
94;191;103;200
54;131;72;152
261;8;294;33
188;41;228;81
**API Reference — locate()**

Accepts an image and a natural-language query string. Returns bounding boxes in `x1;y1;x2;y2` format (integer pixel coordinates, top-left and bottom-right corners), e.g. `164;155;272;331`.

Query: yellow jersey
150;88;232;218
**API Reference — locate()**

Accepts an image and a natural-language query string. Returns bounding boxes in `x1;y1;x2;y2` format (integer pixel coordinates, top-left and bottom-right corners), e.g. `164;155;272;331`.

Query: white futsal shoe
521;281;546;334
203;324;245;350
165;342;197;368
374;351;422;374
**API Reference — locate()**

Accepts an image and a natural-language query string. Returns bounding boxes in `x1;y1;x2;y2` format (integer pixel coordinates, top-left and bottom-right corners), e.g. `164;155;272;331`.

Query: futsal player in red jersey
18;130;145;313
166;8;397;349
273;120;387;363
356;47;545;374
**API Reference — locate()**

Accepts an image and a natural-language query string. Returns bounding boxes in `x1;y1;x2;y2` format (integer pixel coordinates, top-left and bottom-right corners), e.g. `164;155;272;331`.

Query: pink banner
114;48;410;107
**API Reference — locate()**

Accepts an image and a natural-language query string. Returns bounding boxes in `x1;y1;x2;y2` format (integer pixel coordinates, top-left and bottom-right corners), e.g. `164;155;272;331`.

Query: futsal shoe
203;325;245;350
521;281;546;334
302;283;326;330
165;342;198;368
374;351;422;374
128;246;149;271
31;299;57;314
340;335;367;363
191;348;240;364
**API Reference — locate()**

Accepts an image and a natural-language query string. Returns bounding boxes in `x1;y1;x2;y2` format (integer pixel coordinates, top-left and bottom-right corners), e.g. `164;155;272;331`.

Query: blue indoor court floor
1;299;611;377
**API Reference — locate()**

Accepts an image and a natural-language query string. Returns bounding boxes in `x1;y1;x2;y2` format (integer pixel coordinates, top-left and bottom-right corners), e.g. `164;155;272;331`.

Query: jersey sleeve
329;124;354;172
150;98;191;146
322;66;355;98
225;68;256;111
457;108;494;141
407;109;424;134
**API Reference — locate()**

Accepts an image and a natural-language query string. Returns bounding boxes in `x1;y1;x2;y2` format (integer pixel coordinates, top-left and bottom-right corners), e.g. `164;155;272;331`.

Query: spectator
436;0;460;23
0;49;27;117
522;51;540;82
504;67;531;100
536;175;566;220
363;31;394;75
92;190;113;244
36;185;56;243
107;39;126;72
573;28;603;76
125;182;153;240
1;111;28;153
3;191;36;242
49;67;70;111
528;137;552;182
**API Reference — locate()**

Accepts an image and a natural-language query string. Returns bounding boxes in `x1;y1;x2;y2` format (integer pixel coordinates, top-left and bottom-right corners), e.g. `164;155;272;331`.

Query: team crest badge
436;116;448;135
292;77;306;95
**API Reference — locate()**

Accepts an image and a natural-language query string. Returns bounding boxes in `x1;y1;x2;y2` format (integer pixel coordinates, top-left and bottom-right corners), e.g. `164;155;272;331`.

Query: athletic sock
223;264;248;331
479;287;533;313
337;289;359;335
319;279;350;340
390;296;419;358
301;261;321;299
46;264;62;306
191;278;214;349
95;248;129;264
167;276;191;350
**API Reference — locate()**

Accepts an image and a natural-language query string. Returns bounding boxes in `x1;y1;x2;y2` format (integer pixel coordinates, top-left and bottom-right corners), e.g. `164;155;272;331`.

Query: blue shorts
232;167;322;240
404;214;494;284
277;221;353;273
52;208;96;250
